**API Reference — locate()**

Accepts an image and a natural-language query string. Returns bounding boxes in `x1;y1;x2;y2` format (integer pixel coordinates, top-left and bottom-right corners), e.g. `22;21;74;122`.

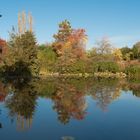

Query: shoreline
39;72;127;79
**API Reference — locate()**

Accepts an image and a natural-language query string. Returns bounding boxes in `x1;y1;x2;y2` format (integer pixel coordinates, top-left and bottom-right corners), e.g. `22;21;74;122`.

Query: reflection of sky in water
0;80;140;140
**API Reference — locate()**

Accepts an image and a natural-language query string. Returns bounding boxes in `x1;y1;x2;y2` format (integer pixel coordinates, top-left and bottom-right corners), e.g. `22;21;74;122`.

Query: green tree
120;46;133;60
53;20;72;43
37;44;57;74
53;20;72;56
132;42;140;59
2;31;39;77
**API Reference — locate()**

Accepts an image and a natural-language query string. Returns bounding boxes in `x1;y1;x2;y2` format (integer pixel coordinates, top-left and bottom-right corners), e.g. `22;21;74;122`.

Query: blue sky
0;0;140;49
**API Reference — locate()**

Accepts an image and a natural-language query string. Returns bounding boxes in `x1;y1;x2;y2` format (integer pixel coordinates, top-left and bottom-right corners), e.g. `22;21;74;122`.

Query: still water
0;78;140;140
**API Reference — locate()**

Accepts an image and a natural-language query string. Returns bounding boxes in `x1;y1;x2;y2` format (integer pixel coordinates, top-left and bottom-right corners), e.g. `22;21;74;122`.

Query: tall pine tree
3;31;39;77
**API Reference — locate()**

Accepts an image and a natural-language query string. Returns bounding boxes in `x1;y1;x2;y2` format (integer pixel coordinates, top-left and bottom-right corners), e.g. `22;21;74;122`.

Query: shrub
92;62;120;73
125;65;140;78
37;45;57;73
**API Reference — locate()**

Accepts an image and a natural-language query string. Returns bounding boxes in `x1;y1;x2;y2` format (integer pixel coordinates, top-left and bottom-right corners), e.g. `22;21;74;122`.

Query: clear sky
0;0;140;49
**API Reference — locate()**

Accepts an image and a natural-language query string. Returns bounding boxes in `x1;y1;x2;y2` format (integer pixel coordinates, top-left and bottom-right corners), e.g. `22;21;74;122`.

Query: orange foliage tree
53;20;88;74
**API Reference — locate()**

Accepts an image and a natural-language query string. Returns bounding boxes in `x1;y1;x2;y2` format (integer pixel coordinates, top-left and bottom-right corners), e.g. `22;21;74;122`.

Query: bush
125;65;140;78
92;62;120;73
70;60;86;74
37;45;57;73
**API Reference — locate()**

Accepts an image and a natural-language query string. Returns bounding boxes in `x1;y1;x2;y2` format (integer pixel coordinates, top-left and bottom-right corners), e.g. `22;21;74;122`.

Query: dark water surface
0;78;140;140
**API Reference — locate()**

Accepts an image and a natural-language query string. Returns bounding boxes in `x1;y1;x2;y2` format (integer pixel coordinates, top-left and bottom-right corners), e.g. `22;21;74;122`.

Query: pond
0;78;140;140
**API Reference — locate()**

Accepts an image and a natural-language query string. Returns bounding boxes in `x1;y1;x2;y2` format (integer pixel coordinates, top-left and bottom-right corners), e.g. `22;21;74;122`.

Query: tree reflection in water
0;77;140;128
5;78;38;130
0;81;9;129
52;81;87;124
89;79;122;111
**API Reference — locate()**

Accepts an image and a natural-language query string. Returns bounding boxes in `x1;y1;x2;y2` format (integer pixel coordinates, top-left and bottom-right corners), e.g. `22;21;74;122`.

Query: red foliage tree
67;29;87;59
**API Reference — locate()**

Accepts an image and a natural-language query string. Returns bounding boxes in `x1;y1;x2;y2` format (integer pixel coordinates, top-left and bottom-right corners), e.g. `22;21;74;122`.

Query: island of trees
0;12;140;79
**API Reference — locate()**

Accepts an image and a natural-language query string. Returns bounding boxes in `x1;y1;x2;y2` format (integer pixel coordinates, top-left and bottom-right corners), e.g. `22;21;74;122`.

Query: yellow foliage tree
113;48;123;62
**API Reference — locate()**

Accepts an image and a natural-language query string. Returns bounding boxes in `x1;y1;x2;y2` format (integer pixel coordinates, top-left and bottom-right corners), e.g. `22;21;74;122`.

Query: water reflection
4;79;37;130
89;79;122;111
0;78;140;130
51;81;87;124
0;81;7;102
61;136;75;140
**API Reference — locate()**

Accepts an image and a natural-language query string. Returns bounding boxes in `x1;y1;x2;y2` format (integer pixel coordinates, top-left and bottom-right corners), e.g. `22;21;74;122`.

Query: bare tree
95;37;113;55
18;11;33;34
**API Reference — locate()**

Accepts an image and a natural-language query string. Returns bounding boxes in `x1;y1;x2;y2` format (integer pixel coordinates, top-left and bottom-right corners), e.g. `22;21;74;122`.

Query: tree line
0;12;140;79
